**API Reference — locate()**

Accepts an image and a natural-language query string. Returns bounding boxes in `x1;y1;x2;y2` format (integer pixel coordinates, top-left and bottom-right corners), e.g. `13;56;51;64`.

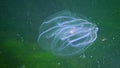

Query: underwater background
0;0;120;68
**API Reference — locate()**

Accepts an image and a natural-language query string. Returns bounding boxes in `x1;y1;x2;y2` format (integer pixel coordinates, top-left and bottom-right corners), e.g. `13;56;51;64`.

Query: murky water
0;0;120;68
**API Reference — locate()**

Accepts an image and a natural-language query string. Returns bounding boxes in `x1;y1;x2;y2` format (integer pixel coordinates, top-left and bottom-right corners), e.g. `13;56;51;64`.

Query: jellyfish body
38;11;99;56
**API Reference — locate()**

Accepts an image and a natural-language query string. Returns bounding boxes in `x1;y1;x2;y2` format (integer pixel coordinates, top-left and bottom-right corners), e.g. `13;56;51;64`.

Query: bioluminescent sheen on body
38;11;99;56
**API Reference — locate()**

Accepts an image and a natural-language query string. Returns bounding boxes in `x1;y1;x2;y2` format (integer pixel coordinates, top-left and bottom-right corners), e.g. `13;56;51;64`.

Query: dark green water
0;0;120;68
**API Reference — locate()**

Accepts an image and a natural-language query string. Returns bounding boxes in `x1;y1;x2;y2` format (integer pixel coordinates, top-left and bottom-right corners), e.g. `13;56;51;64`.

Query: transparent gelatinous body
38;11;99;56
